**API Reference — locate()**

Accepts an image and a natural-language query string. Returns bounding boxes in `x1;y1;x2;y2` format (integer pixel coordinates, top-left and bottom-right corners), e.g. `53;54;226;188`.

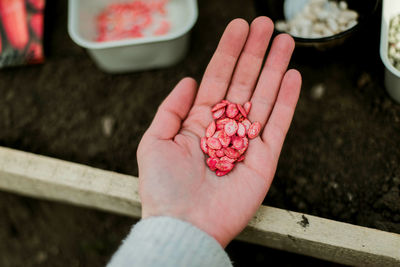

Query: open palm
137;17;302;248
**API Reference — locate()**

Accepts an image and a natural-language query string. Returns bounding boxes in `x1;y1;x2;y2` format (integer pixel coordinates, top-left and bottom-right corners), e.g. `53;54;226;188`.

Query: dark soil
0;0;399;266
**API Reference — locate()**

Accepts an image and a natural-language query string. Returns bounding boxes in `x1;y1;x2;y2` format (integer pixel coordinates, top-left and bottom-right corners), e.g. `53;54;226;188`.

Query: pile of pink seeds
96;0;170;42
200;100;261;176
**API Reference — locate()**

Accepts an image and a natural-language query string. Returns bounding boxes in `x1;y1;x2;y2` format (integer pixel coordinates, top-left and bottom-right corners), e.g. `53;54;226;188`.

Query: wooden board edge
0;146;399;266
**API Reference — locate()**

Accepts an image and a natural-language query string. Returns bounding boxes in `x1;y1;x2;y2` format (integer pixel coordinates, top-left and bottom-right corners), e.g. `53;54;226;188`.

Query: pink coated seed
213;130;222;138
216;118;230;130
226;103;239;118
212;108;225;120
206;121;216;138
216;170;230;176
243;101;251;114
248;121;261;139
224;119;238;136
231;136;244;150
237;103;247;117
208;148;216;158
237;123;246;137
237;155;245;162
200;100;258;176
216;160;234;172
216;149;225;157
218;130;231;147
237;137;248;154
224;147;240;159
234;113;243;122
207;137;222;150
211;102;228;112
242;119;251;132
207;157;218;171
220;156;236;163
200;137;208;154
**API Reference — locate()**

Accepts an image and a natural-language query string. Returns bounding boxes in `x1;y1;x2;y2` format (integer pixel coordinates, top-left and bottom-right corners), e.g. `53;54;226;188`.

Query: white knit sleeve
107;216;232;267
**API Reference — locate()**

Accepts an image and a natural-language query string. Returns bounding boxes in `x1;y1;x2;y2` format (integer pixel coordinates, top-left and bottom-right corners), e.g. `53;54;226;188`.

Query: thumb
145;77;198;140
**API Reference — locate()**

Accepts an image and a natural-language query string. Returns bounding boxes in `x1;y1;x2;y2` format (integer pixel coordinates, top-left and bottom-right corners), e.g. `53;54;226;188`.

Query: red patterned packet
0;0;45;67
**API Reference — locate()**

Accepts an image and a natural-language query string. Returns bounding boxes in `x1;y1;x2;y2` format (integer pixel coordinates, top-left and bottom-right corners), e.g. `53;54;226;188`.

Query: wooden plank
238;208;400;266
0;147;141;217
0;147;399;266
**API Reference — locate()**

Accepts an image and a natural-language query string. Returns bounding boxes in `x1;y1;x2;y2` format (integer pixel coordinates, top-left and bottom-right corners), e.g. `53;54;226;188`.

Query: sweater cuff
107;216;232;267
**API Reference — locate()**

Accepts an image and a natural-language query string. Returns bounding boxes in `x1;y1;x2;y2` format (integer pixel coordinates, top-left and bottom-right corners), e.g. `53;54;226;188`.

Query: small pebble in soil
357;72;372;89
275;0;358;39
310;83;326;100
35;251;48;264
101;115;115;137
347;192;353;201
329;181;339;189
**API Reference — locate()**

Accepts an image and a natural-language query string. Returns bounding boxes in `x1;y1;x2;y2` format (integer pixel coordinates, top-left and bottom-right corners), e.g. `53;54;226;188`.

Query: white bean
388;14;400;71
339;1;348;10
275;0;359;38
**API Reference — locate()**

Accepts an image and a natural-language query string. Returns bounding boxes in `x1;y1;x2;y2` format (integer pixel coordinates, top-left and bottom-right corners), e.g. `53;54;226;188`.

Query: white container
68;0;198;73
380;0;400;103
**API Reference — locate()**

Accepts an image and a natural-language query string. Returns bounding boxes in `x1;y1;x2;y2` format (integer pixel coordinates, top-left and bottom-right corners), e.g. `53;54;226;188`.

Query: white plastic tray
380;0;400;103
68;0;198;73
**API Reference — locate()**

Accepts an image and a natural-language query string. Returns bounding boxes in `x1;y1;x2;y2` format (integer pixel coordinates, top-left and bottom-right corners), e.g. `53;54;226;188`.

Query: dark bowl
253;0;380;50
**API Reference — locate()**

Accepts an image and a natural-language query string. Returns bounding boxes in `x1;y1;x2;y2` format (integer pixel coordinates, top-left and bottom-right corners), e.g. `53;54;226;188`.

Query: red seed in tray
248;122;261;139
226;103;239;118
206;121;216;138
207;137;222;150
96;0;170;42
154;20;170;35
201;100;261;176
212;108;225;120
224;119;238;136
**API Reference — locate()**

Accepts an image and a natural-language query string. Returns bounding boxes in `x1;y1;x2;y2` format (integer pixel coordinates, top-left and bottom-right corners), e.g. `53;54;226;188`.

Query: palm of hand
137;17;301;247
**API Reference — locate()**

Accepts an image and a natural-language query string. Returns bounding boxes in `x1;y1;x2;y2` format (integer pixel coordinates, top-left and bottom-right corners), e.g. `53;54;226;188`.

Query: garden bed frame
0;147;399;266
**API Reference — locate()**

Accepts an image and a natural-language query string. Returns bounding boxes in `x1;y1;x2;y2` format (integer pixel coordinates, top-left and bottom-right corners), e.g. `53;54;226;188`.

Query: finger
146;77;198;140
262;69;301;158
226;16;274;104
249;34;295;127
194;19;249;107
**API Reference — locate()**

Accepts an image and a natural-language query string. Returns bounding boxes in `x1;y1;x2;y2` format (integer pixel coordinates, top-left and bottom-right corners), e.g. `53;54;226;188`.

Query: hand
137;17;302;248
